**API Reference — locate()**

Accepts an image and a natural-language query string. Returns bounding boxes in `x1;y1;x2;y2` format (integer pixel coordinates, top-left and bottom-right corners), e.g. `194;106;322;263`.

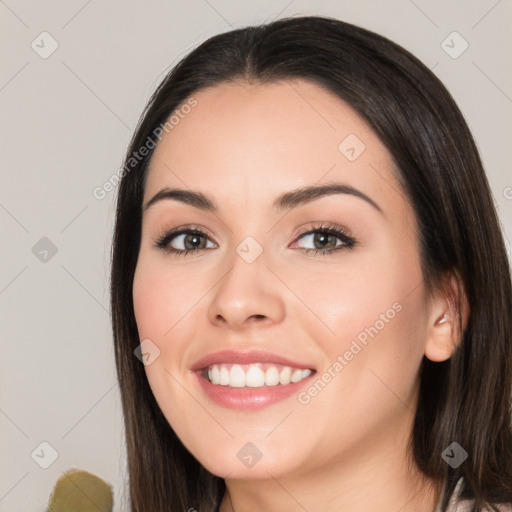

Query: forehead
143;79;402;212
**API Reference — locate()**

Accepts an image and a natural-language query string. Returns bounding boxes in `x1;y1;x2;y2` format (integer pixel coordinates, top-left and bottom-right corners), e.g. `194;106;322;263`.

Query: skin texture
132;79;468;511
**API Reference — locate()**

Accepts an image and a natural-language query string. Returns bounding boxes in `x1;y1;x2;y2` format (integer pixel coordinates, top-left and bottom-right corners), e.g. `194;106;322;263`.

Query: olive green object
47;468;113;512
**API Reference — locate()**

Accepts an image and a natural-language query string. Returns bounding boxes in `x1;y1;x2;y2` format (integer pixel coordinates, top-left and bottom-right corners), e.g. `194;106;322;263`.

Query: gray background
1;1;511;510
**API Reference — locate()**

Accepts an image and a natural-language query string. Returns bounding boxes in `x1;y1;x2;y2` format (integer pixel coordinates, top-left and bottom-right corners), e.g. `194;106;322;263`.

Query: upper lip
190;349;316;372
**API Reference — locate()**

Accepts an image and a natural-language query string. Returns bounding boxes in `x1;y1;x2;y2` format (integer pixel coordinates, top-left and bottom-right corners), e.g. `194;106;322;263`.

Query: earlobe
424;312;456;362
423;272;470;363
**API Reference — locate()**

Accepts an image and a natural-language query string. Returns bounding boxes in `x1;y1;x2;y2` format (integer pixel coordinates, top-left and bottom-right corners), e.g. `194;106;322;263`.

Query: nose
206;245;285;331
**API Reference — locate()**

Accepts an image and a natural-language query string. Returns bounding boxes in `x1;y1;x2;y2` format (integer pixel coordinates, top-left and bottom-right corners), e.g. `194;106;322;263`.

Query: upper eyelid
293;223;351;238
160;223;349;237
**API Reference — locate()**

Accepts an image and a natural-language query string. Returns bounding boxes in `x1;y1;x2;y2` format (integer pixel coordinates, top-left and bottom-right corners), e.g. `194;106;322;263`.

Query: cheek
132;258;211;445
285;219;423;352
289;269;427;459
132;257;205;347
298;242;427;400
289;257;422;354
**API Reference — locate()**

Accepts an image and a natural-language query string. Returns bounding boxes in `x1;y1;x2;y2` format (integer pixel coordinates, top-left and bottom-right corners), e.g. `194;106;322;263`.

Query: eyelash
154;222;357;258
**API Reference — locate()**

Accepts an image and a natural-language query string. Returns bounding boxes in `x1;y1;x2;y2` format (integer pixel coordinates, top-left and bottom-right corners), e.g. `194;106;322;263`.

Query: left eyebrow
273;182;384;216
143;182;384;217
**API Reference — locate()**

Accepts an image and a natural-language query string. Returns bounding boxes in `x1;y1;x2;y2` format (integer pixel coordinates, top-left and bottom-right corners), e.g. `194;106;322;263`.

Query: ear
424;271;470;362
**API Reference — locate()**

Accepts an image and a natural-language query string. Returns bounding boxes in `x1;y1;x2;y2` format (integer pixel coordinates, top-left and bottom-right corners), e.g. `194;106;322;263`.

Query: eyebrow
143;182;384;216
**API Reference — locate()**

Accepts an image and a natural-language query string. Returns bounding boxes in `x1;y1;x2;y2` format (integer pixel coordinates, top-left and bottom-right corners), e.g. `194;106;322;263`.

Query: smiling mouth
201;362;314;388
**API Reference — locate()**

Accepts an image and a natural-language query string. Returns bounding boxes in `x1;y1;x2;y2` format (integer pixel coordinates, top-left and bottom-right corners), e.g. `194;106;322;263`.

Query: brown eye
297;231;341;250
155;228;216;256
292;223;357;255
177;232;208;250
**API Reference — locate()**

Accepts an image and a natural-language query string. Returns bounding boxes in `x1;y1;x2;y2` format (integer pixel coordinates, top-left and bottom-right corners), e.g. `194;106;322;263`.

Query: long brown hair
110;15;512;511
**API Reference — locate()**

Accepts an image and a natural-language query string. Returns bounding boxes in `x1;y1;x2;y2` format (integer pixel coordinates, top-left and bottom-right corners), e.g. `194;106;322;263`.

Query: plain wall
1;1;511;510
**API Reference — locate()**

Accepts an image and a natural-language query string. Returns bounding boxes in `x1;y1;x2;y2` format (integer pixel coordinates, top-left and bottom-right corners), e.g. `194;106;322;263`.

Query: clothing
435;477;512;512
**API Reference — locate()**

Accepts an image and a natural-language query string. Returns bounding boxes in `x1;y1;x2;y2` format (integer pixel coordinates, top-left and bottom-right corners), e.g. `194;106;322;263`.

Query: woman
110;15;512;511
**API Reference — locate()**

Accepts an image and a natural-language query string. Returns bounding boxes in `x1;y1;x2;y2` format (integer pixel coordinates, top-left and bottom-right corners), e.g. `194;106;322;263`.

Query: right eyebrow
143;188;216;212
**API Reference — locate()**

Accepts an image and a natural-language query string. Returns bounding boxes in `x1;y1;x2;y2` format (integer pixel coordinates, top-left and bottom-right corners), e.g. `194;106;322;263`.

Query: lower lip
194;371;314;411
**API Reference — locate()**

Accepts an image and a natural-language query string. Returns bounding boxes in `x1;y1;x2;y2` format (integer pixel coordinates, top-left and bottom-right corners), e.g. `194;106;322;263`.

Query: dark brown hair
110;14;512;511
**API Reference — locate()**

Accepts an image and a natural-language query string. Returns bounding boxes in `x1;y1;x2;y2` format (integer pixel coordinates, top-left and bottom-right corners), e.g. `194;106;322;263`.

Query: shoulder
443;477;512;512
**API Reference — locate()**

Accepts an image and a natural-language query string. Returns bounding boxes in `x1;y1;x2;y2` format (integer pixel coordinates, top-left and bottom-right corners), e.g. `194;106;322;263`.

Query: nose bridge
207;233;284;329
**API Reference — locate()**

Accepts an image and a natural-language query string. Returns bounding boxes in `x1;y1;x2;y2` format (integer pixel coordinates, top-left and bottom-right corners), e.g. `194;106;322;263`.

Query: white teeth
245;365;265;387
219;366;230;385
205;363;313;388
279;367;291;385
265;367;280;386
211;365;220;385
290;369;303;383
301;369;312;379
229;364;246;387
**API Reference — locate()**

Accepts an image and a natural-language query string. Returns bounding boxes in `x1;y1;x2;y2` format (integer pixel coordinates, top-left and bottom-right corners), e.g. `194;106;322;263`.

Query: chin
196;450;290;480
180;432;309;482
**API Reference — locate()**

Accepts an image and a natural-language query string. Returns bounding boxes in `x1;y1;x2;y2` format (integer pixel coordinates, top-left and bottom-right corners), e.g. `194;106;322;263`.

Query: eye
291;223;357;255
154;222;357;257
154;225;216;257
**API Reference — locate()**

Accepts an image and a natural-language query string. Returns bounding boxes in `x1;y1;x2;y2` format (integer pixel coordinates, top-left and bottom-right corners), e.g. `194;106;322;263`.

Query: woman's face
132;79;432;480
